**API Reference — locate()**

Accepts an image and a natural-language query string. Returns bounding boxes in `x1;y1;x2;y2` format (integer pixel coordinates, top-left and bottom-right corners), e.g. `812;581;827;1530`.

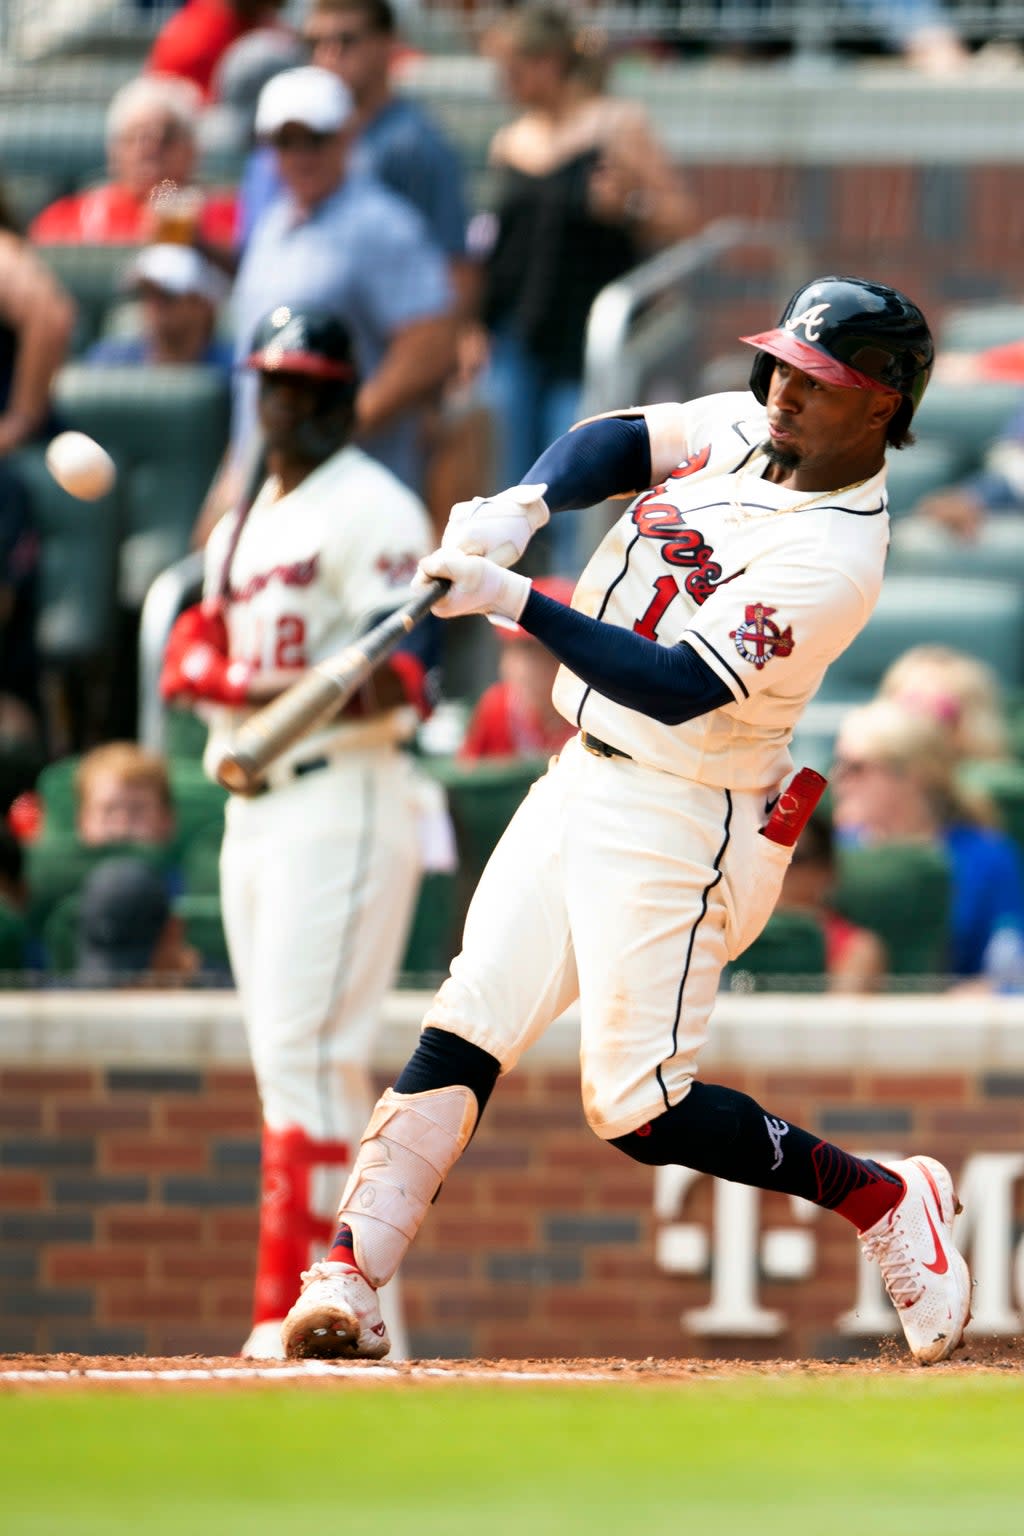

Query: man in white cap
212;63;455;530
86;244;233;373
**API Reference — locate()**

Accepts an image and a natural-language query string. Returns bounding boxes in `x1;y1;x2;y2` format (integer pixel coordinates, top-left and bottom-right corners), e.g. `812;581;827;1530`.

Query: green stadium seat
0;902;28;980
727;908;828;991
179;821;224;898
35;244;142;354
175;892;232;977
53;363;231;607
814;576;1024;703
832;842;951;980
9;443;119;665
25;839;174;951
883;439;961;519
163;707;210;761
910;381;1022;479
0;105;107;197
938;302;1024;355
399;871;459;986
888;514;1024;583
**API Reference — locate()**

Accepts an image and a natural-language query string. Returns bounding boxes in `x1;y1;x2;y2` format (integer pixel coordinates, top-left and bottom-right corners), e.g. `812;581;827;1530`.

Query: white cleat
240;1319;286;1360
860;1155;972;1365
282;1261;391;1361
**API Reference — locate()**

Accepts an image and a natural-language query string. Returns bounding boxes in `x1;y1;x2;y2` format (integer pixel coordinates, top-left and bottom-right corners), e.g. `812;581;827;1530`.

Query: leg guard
334;1084;478;1288
252;1125;351;1325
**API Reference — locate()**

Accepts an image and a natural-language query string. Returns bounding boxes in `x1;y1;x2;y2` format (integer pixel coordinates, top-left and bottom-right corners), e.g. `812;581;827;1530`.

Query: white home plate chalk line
0;1362;617;1384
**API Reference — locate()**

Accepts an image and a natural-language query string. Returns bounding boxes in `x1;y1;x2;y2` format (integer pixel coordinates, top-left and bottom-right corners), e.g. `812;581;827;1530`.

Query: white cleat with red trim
860;1155;971;1365
281;1261;390;1360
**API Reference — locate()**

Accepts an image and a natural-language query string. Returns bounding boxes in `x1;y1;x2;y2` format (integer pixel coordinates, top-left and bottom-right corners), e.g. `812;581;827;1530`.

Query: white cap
125;244;228;305
254;65;354;138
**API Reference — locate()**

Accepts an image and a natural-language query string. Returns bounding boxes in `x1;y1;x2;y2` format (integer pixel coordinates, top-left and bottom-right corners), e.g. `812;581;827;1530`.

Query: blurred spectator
147;0;290;102
459;575;577;760
776;812;887;994
475;6;698;569
832;699;1024;982
241;0;470;272
74;856;198;985
234;0;488;539
909;392;1024;542
29;74;237;247
197;64;455;544
74;742;176;851
877;644;1011;765
85;243;233;371
0;179;76;744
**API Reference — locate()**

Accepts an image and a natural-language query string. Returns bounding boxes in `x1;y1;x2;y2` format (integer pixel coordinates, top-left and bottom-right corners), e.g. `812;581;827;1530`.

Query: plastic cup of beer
150;181;204;244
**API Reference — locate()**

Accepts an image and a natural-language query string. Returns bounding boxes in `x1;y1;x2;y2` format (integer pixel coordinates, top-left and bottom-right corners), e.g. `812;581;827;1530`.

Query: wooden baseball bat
212;578;450;794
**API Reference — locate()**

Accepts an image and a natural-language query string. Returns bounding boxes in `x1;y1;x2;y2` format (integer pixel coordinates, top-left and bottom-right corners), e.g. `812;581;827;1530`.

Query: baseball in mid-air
44;431;116;500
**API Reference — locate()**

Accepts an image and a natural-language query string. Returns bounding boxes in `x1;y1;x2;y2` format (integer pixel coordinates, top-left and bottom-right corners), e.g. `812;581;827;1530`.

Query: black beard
759;437;801;472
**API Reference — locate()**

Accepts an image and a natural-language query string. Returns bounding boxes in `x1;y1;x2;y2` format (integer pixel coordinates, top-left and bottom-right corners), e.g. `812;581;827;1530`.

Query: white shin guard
336;1084;478;1287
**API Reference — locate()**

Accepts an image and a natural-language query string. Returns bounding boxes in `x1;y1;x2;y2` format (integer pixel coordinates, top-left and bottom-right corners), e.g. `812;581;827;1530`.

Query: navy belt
580;732;632;761
250;755;331;796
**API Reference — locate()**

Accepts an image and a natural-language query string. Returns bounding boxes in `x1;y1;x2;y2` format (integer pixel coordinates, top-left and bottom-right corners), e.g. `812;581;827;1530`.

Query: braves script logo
785;302;830;342
730;603;796;669
631;445;730;604
228;554;319;604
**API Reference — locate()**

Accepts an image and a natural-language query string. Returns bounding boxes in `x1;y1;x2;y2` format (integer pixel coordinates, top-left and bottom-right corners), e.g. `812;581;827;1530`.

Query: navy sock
611;1080;902;1230
393;1025;501;1116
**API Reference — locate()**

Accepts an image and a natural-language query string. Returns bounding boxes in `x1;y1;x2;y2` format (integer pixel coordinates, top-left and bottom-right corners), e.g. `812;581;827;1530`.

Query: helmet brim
246;349;355;382
739;329;900;395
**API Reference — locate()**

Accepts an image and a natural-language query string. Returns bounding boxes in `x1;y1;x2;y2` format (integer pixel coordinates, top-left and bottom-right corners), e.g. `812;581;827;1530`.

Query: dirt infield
1;1336;1021;1389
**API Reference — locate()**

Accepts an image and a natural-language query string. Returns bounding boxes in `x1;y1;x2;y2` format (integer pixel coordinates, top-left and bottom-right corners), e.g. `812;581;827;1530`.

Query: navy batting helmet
740;276;934;428
246;306;357;386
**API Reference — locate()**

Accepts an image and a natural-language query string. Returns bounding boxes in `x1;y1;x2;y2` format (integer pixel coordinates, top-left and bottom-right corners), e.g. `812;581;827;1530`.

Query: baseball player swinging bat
212;578;450;794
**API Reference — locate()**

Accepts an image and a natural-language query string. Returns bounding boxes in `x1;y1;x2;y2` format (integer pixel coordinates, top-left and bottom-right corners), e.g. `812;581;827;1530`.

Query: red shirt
30;182;238;246
459;682;575;761
147;0;281;101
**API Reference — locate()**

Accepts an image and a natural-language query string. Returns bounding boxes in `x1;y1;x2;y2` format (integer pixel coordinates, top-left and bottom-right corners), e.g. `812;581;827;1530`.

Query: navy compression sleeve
518;590;734;725
524;418;651;511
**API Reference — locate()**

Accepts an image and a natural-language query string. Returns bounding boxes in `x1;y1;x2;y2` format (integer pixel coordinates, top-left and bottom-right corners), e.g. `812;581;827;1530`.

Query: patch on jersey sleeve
729;603;796;669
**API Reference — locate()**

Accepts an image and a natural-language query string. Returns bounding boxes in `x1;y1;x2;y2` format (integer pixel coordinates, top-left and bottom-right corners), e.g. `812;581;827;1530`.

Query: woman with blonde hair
878;644;1010;763
832;698;1024;980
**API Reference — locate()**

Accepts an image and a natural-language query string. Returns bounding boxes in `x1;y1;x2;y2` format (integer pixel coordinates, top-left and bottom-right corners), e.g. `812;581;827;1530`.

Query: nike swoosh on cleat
370;1322;386;1336
922;1205;949;1275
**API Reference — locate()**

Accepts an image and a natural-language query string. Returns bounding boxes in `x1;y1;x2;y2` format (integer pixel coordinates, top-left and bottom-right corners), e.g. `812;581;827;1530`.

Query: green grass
2;1376;1023;1535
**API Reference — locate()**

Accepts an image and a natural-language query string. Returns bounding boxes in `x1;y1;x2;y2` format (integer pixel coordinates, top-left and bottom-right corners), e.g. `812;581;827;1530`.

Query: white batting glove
414;548;532;622
441;483;550;568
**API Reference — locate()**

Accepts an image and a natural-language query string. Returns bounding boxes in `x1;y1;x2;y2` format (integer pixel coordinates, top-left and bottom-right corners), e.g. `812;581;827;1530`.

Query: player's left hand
442;483;550;568
414;548;532;622
174;642;253;705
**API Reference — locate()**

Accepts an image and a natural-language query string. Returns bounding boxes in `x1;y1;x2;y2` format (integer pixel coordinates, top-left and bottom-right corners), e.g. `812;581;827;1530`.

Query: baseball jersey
202;444;432;779
553;391;890;791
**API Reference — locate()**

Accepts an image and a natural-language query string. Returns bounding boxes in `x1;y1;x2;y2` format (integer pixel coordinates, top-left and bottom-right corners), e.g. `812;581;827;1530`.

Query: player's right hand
442;483;550;569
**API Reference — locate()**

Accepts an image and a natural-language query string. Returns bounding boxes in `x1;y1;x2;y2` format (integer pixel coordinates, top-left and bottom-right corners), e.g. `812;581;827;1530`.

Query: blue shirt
944;821;1024;977
84;336;236;373
239;96;468;259
232;170;452;492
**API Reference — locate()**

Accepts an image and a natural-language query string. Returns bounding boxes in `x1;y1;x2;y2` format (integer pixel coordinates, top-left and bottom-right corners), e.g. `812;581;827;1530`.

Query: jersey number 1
633;575;678;640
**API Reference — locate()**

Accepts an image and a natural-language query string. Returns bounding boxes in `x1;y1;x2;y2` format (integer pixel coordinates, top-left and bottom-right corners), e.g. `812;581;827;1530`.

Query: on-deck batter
280;276;973;1367
160;307;435;1359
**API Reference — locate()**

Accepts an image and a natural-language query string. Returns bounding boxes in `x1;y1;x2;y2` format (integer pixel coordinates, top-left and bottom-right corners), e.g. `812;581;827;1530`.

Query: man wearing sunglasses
228;64;456;503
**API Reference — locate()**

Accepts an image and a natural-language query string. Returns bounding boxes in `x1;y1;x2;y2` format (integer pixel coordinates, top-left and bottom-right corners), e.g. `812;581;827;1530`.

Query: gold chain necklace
728;458;877;522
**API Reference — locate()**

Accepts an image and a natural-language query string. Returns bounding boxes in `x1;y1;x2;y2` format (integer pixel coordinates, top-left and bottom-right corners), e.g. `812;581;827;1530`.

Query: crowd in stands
3;0;1024;995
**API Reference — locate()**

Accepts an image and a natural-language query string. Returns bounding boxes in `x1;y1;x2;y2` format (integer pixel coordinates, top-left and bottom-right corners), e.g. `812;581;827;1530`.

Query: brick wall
2;993;1024;1359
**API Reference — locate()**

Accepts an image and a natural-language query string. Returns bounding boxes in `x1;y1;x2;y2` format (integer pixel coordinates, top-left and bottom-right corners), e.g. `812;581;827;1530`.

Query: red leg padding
251;1126;351;1325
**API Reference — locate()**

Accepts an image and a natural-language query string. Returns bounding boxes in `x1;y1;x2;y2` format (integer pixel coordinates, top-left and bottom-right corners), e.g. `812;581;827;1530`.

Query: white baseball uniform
423;391;890;1139
201;444;434;1342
